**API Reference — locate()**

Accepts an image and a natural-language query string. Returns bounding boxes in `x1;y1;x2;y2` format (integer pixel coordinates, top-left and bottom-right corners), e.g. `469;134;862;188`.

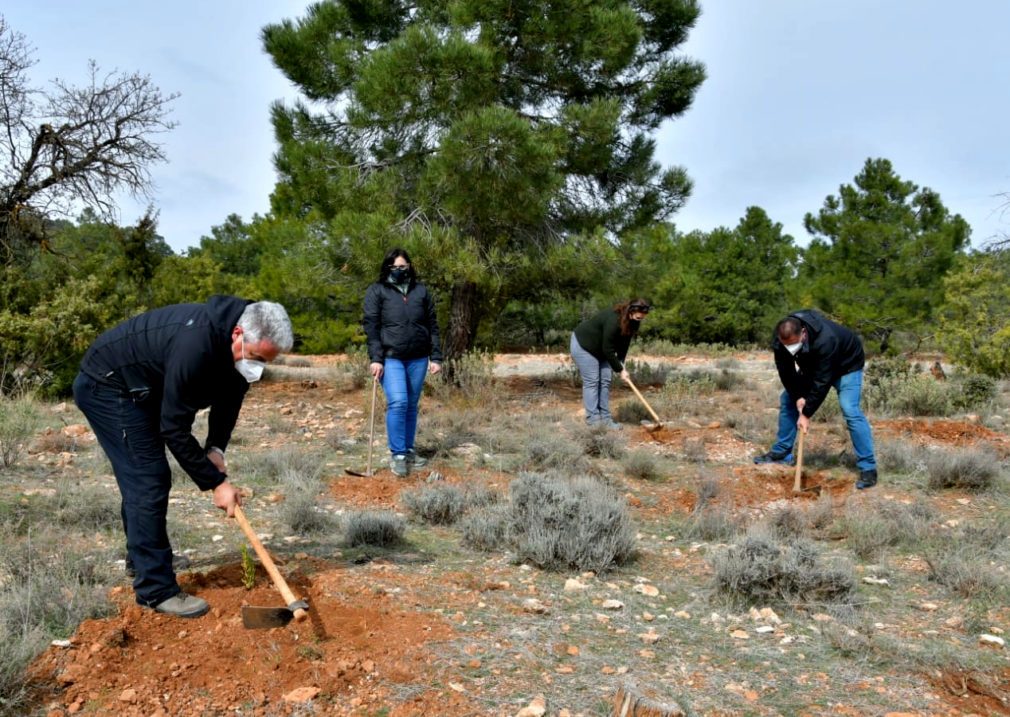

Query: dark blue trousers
73;372;180;606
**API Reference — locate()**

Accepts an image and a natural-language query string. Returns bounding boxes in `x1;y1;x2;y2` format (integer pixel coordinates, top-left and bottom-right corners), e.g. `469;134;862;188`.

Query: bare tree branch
0;17;177;261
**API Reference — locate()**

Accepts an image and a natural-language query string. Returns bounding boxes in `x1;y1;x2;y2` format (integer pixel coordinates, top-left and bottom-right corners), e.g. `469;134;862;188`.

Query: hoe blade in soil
242;600;309;629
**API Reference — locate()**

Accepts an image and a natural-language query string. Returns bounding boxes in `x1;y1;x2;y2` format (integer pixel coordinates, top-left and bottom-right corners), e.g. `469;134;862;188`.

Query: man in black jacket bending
73;296;293;617
753;309;878;490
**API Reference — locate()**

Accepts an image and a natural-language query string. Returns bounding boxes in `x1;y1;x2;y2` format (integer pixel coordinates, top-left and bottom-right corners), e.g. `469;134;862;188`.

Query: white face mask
784;341;803;356
236;335;266;383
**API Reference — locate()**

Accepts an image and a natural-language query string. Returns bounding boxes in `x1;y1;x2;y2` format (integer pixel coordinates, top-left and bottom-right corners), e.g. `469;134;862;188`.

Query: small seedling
241;544;256;590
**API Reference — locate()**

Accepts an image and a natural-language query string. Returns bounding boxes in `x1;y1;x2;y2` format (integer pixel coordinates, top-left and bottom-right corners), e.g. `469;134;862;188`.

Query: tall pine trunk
445;279;479;368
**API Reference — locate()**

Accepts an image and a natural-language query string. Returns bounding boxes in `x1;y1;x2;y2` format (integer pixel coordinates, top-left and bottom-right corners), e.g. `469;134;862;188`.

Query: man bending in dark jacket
753;309;878;490
73;296;294;617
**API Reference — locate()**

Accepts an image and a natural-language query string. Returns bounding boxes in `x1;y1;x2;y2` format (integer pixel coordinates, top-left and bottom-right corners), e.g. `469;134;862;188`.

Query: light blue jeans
570;333;613;425
772;369;877;471
381;357;429;456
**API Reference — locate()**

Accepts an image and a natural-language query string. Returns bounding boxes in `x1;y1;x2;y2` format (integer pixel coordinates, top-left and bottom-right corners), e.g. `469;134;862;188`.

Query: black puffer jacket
363;280;443;364
773;309;865;418
80;295;252;490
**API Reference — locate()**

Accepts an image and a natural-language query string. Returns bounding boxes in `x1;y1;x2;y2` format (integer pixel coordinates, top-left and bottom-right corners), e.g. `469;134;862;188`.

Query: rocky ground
18;353;1010;716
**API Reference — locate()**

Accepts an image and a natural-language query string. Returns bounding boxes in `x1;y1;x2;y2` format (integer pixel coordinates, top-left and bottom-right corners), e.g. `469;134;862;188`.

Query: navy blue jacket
79;295;252;490
363;280;443;364
773;309;865;418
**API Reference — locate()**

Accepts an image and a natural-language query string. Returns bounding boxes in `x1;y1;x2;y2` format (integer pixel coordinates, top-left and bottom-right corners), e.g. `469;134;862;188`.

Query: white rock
862;576;890;586
979;634;1005;648
601;599;624;610
564;578;587;592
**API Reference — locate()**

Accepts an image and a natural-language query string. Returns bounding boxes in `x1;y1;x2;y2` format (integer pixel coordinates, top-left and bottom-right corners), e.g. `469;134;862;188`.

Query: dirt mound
29;564;473;716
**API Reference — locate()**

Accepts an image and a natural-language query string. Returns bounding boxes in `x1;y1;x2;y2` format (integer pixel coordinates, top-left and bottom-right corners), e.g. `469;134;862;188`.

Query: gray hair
237;301;294;352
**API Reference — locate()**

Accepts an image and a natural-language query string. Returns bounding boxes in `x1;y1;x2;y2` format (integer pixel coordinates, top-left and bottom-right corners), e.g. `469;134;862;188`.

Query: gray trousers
570;333;613;424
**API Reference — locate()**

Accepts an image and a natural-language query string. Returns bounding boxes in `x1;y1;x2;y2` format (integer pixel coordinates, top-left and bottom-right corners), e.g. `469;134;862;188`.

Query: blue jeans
381;357;429;455
771;369;877;471
73;372;180;607
570;333;613;424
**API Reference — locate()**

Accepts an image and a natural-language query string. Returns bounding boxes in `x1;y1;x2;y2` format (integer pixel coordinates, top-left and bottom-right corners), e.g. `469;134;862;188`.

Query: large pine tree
262;0;705;359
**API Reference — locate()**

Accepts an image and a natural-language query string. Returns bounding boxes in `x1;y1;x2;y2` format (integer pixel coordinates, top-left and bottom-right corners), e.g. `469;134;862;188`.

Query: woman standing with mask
363;248;443;476
570;299;652;428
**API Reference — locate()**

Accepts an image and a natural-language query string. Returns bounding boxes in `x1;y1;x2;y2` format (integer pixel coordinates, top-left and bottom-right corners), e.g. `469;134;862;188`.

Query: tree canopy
799;158;970;352
262;0;706;360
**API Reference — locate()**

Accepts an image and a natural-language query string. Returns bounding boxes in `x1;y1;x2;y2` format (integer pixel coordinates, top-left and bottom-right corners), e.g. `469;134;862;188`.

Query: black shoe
753;450;794;465
856;469;878;490
125;554;192;578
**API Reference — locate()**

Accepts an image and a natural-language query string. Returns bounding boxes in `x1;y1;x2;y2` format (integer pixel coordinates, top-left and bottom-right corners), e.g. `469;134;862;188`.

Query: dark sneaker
152;592;209;618
126;553;192;578
405;450;428;468
753;450;794;465
856;469;878;490
391;454;408;477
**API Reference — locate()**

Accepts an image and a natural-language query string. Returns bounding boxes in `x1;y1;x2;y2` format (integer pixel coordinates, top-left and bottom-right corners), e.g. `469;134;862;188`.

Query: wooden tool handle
366;377;377;477
793;428;805;492
624;374;662;423
233;505;308;622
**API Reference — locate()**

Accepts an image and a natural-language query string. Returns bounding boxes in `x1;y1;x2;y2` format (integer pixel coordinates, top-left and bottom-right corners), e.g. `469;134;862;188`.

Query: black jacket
363;279;443;364
573;308;633;373
773;309;865;418
80;295;252;490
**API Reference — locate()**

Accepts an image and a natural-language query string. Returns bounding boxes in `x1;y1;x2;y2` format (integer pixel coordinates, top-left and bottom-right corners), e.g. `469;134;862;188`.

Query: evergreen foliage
262;0;706;360
800;158;970;353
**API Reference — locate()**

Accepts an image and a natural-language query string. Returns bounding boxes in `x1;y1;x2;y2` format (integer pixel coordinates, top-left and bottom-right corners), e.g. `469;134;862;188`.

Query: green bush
953;373;998;410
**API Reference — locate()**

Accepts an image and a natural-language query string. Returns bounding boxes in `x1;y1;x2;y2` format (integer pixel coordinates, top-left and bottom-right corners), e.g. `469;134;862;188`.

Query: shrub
0;536;115;710
401;484;466;525
0;395;44;470
429;350;496;404
276;469;336;535
508;473;636;573
343;511;405;547
613;399;651;424
579;426;626;459
459;503;511;552
621;449;662;480
663;369;716;397
711;531;856;609
519;439;588;474
924;447;1002;493
684;508;742;542
624;359;672;386
923;527;1010;599
953;373;998;410
890;377;953;416
835;500;935;561
713;369;743;392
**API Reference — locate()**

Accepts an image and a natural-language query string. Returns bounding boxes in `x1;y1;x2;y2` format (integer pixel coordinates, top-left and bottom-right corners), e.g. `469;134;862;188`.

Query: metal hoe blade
242;605;296;629
241;600;310;629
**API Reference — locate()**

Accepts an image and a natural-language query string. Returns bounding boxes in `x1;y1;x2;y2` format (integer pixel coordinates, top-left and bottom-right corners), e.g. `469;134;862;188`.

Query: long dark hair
377;247;418;284
615;297;652;336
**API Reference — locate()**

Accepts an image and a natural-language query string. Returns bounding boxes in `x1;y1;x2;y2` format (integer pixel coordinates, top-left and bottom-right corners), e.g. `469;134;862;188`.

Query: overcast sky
5;1;1010;253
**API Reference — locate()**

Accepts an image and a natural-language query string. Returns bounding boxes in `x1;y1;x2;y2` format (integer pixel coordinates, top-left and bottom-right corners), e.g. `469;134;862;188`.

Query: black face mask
390;268;409;283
